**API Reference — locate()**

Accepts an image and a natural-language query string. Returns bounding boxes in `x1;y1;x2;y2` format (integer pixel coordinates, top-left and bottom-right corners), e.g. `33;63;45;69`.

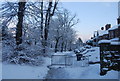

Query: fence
99;43;120;75
51;54;89;67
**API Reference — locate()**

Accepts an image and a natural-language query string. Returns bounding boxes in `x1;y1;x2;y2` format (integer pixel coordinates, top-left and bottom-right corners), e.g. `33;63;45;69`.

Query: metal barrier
51;55;66;66
51;55;89;67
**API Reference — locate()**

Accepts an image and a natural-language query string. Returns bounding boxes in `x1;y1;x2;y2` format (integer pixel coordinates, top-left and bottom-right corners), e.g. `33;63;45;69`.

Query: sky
0;1;118;42
61;2;118;42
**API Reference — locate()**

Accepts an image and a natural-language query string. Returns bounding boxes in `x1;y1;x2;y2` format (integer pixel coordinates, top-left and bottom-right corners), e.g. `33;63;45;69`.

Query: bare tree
0;2;18;38
49;9;78;52
43;0;59;53
40;1;44;39
16;0;26;45
61;10;78;52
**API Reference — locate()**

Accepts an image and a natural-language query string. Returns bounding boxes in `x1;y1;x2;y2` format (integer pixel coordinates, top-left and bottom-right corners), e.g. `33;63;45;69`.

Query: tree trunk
16;1;26;45
40;1;43;39
42;2;52;53
61;38;64;52
55;39;59;53
43;1;58;53
64;41;67;52
69;41;72;51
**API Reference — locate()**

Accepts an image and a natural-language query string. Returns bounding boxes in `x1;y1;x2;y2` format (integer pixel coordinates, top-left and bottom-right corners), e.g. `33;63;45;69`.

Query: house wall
114;29;119;38
103;34;109;40
118;26;120;37
109;30;115;39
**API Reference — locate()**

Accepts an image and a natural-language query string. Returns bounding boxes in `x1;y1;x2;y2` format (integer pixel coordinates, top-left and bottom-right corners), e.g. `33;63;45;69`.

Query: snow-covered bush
2;34;44;66
74;49;80;53
2;32;15;62
8;50;44;66
84;45;91;49
8;42;44;66
79;47;86;52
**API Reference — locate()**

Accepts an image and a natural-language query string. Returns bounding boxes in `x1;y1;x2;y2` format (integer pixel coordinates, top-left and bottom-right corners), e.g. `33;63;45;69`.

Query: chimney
105;24;111;30
117;16;120;24
101;27;104;30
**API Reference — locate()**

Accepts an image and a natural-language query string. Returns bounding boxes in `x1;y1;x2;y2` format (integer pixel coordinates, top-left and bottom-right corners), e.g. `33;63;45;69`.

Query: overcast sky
62;2;118;42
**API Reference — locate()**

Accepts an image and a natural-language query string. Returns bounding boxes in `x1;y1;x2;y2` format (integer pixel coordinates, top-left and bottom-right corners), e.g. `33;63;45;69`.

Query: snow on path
65;64;118;79
46;64;118;79
46;67;70;79
2;57;51;79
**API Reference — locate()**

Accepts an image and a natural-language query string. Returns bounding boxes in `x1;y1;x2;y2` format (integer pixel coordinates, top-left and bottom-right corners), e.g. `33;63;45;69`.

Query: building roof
98;40;111;44
97;30;108;37
98;38;120;45
97;30;104;36
110;38;119;41
108;24;120;31
111;42;120;45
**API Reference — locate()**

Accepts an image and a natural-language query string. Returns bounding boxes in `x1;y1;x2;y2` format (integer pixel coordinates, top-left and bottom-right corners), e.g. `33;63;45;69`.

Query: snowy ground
2;57;51;79
46;47;118;79
46;64;118;79
0;62;2;81
1;47;119;79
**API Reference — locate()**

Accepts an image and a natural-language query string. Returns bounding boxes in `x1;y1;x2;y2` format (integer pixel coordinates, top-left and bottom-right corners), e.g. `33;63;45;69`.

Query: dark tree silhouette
16;0;26;45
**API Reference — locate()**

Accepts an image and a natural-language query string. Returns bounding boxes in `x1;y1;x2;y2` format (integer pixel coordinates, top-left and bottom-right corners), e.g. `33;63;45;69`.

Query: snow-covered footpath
1;47;119;79
46;64;118;79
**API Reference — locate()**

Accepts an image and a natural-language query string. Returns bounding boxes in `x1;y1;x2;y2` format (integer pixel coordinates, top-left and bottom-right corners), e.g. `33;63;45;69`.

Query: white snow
53;52;68;55
97;30;109;37
98;40;111;44
97;30;105;36
2;57;51;79
47;64;118;79
2;47;119;79
47;47;118;79
74;49;80;53
0;42;1;62
0;62;2;81
106;55;112;57
86;47;100;62
100;30;109;36
110;42;120;45
110;38;119;41
98;38;120;45
53;51;75;56
96;24;120;37
103;30;109;35
64;64;118;79
108;24;120;31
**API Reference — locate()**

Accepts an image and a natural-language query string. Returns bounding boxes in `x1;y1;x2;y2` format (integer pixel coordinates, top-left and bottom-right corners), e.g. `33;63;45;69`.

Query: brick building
90;17;120;46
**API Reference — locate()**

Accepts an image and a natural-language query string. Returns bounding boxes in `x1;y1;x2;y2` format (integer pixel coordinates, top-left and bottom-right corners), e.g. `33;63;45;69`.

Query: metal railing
51;55;89;67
